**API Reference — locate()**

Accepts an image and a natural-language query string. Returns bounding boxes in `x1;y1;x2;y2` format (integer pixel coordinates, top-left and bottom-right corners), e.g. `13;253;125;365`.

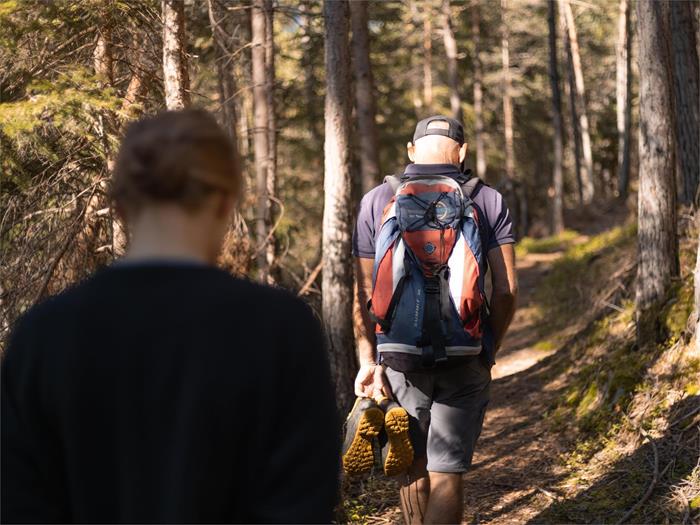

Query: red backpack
368;172;489;372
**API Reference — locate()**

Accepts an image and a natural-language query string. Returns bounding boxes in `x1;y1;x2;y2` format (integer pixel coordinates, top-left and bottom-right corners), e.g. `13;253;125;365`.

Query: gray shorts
385;356;491;473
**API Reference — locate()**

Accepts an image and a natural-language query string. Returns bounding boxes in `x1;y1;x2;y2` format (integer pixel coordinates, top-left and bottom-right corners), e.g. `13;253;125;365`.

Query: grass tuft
516;229;579;257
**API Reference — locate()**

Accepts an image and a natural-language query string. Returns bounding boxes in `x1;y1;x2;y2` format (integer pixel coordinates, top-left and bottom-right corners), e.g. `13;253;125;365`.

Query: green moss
516;229;579;257
576;383;600;419
661;276;694;336
691;495;700;509
0;0;17;18
533;339;556;352
532;223;637;335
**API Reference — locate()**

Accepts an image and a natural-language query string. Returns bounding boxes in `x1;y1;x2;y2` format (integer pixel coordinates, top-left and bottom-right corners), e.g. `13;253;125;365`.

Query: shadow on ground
529;394;700;524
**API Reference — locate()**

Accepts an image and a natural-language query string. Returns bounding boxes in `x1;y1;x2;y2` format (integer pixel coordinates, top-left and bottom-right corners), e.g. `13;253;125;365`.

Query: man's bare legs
423;472;463;524
399;458;463;525
399;458;430;525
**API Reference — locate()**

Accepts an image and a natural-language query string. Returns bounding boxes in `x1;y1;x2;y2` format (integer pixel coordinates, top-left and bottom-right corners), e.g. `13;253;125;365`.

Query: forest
1;0;699;523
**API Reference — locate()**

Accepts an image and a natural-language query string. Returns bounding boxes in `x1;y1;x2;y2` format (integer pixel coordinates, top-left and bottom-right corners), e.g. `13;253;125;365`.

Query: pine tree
322;0;356;412
616;0;632;199
635;0;679;342
548;0;564;234
162;0;190;110
350;0;380;195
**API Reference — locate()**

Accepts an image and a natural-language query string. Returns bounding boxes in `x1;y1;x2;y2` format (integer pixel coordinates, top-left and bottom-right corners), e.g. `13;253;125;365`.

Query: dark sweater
1;264;340;524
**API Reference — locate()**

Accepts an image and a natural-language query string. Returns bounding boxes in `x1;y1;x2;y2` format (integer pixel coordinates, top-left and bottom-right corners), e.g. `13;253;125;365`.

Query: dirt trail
460;248;569;524
373;244;575;524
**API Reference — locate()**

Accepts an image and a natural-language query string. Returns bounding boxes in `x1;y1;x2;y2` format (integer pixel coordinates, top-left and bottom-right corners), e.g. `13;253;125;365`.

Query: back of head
409;115;467;166
112;109;242;219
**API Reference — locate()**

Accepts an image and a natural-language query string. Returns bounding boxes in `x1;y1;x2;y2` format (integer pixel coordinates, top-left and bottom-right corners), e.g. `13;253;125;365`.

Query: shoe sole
342;406;384;476
383;406;414;476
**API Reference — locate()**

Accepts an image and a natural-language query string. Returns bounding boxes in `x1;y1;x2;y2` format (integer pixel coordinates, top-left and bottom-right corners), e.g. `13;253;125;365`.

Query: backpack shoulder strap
460;175;482;198
459;175;490;259
383;174;402;193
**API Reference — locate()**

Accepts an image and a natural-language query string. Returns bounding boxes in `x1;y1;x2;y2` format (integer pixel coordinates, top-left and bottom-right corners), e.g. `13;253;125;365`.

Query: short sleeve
478;187;515;251
352;192;377;258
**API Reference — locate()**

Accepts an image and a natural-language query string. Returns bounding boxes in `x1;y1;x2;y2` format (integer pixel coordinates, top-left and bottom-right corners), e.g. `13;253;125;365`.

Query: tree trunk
548;0;564;235
423;7;433;113
408;1;424;117
162;0;190;110
695;223;700;352
207;0;251;277
670;0;700;205
501;0;515;184
264;0;277;279
301;2;323;148
251;0;271;282
441;0;462;122
93;26;128;257
322;0;357;413
121;28;157;122
350;0;380;195
501;0;515;183
501;0;526;236
616;0;632;200
561;0;594;204
561;3;583;205
471;0;486;180
207;0;239;145
636;0;678;342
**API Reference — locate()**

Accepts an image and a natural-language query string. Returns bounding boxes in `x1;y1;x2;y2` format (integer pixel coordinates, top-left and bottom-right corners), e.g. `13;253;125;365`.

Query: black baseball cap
412;115;465;145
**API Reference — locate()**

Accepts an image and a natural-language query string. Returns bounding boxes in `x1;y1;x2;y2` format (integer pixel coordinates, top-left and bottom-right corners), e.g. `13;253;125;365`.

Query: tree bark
561;0;594;204
561;3;583;204
207;0;251;277
251;0;271;282
616;0;632;200
471;0;486;179
501;0;515;184
695;223;700;352
501;0;527;237
300;1;323;148
636;0;679;342
548;0;564;235
162;0;190;110
670;0;700;205
93;25;128;257
207;0;239;145
121;25;158;122
264;0;277;278
423;6;433;113
408;1;425;117
350;0;380;195
441;0;462;122
94;28;114;86
322;0;357;413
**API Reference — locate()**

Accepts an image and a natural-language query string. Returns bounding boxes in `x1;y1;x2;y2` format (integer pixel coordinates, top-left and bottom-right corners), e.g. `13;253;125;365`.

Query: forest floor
344;202;700;524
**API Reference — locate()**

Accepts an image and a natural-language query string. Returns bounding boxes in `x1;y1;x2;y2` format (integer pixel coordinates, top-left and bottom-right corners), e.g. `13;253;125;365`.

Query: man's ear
459;142;469;163
407;141;416;162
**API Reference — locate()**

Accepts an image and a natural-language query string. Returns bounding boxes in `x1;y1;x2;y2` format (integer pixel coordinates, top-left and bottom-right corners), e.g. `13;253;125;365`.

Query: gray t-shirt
352;163;515;258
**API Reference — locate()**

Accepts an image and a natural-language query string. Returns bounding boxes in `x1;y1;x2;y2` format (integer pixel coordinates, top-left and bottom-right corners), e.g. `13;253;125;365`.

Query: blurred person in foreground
1;109;340;524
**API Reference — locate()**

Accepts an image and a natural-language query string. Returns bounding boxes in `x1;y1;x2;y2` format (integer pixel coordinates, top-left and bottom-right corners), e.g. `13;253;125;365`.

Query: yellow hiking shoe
342;397;384;476
378;398;414;476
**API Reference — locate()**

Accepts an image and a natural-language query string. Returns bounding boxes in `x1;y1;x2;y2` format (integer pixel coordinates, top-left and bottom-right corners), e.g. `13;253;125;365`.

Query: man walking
352;116;518;524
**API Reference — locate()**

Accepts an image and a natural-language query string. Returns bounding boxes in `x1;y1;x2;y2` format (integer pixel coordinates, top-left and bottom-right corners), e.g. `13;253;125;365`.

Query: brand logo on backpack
368;173;488;373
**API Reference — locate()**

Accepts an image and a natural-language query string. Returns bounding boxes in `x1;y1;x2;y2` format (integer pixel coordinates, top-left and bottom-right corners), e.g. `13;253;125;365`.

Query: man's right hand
354;363;392;400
